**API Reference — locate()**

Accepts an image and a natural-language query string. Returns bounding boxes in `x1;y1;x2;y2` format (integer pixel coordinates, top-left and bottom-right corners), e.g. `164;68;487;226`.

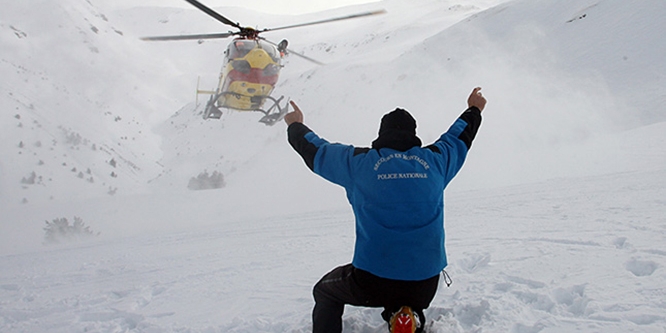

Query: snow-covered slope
1;0;665;332
1;168;664;332
0;1;179;206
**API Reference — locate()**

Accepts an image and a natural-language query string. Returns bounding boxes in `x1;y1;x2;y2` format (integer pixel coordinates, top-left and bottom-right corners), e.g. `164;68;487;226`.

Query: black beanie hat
378;108;417;135
372;108;421;150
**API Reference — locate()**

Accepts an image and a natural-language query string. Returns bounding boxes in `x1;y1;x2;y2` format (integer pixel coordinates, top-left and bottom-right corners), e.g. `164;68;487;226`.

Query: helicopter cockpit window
228;40;255;59
259;41;281;63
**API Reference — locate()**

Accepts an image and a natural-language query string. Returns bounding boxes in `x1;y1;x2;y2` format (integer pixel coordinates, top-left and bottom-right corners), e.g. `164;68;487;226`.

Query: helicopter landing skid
201;92;289;125
258;96;290;126
202;95;223;120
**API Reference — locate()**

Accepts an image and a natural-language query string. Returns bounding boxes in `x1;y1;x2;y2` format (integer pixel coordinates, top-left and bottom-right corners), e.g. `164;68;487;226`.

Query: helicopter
142;0;386;125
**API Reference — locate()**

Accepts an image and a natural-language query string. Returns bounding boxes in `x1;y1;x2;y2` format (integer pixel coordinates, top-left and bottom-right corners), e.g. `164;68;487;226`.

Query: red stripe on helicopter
228;68;279;86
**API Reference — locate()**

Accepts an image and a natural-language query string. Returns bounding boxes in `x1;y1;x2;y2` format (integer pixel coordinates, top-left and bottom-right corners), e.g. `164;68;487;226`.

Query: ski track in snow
1;169;665;332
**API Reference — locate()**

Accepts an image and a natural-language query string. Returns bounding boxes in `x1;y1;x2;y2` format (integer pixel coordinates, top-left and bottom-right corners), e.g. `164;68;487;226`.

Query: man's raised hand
467;87;487;112
284;100;304;125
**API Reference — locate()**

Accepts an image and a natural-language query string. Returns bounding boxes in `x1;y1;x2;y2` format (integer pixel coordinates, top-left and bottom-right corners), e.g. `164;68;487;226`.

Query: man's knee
312;275;340;305
312;279;327;302
312;264;355;303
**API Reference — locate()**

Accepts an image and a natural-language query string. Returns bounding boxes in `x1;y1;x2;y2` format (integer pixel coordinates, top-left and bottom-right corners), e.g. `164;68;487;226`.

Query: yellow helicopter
142;0;385;125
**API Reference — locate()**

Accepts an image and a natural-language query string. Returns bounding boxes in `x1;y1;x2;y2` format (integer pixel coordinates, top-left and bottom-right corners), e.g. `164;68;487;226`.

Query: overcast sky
108;0;380;15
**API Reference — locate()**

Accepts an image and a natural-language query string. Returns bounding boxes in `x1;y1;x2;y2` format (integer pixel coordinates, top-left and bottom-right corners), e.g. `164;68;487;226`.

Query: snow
1;0;665;332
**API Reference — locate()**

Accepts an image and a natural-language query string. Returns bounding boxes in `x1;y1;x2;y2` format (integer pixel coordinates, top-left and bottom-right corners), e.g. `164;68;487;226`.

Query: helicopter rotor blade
285;48;326;66
264;9;386;32
141;32;236;41
263;38;325;66
183;0;242;29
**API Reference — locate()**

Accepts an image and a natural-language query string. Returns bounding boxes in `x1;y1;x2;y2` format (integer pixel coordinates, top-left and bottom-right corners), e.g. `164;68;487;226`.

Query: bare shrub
43;217;99;244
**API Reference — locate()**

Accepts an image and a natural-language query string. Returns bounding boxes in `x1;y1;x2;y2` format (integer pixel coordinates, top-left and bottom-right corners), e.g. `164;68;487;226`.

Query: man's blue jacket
287;107;482;281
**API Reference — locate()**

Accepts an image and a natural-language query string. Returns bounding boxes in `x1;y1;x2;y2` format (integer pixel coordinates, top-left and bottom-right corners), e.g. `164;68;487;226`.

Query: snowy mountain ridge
3;0;665;207
1;0;174;206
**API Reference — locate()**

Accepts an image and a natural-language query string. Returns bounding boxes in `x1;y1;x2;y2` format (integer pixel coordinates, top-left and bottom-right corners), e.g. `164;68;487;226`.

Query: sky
108;0;381;15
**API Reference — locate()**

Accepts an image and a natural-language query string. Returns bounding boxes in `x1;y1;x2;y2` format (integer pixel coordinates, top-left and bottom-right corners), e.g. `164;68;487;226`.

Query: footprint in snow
458;253;491;273
625;258;658;277
612;237;628;249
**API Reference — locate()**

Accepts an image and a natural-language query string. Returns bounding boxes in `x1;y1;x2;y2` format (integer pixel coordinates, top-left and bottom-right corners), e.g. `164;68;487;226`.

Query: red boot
389;306;418;333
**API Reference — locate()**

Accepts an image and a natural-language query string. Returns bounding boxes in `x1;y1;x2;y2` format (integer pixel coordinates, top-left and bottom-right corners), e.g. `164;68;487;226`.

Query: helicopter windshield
227;40;256;59
226;39;281;63
258;40;280;62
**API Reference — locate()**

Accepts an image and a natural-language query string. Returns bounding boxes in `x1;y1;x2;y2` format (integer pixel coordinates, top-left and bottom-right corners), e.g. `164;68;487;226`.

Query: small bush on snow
187;170;226;190
43;216;99;244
